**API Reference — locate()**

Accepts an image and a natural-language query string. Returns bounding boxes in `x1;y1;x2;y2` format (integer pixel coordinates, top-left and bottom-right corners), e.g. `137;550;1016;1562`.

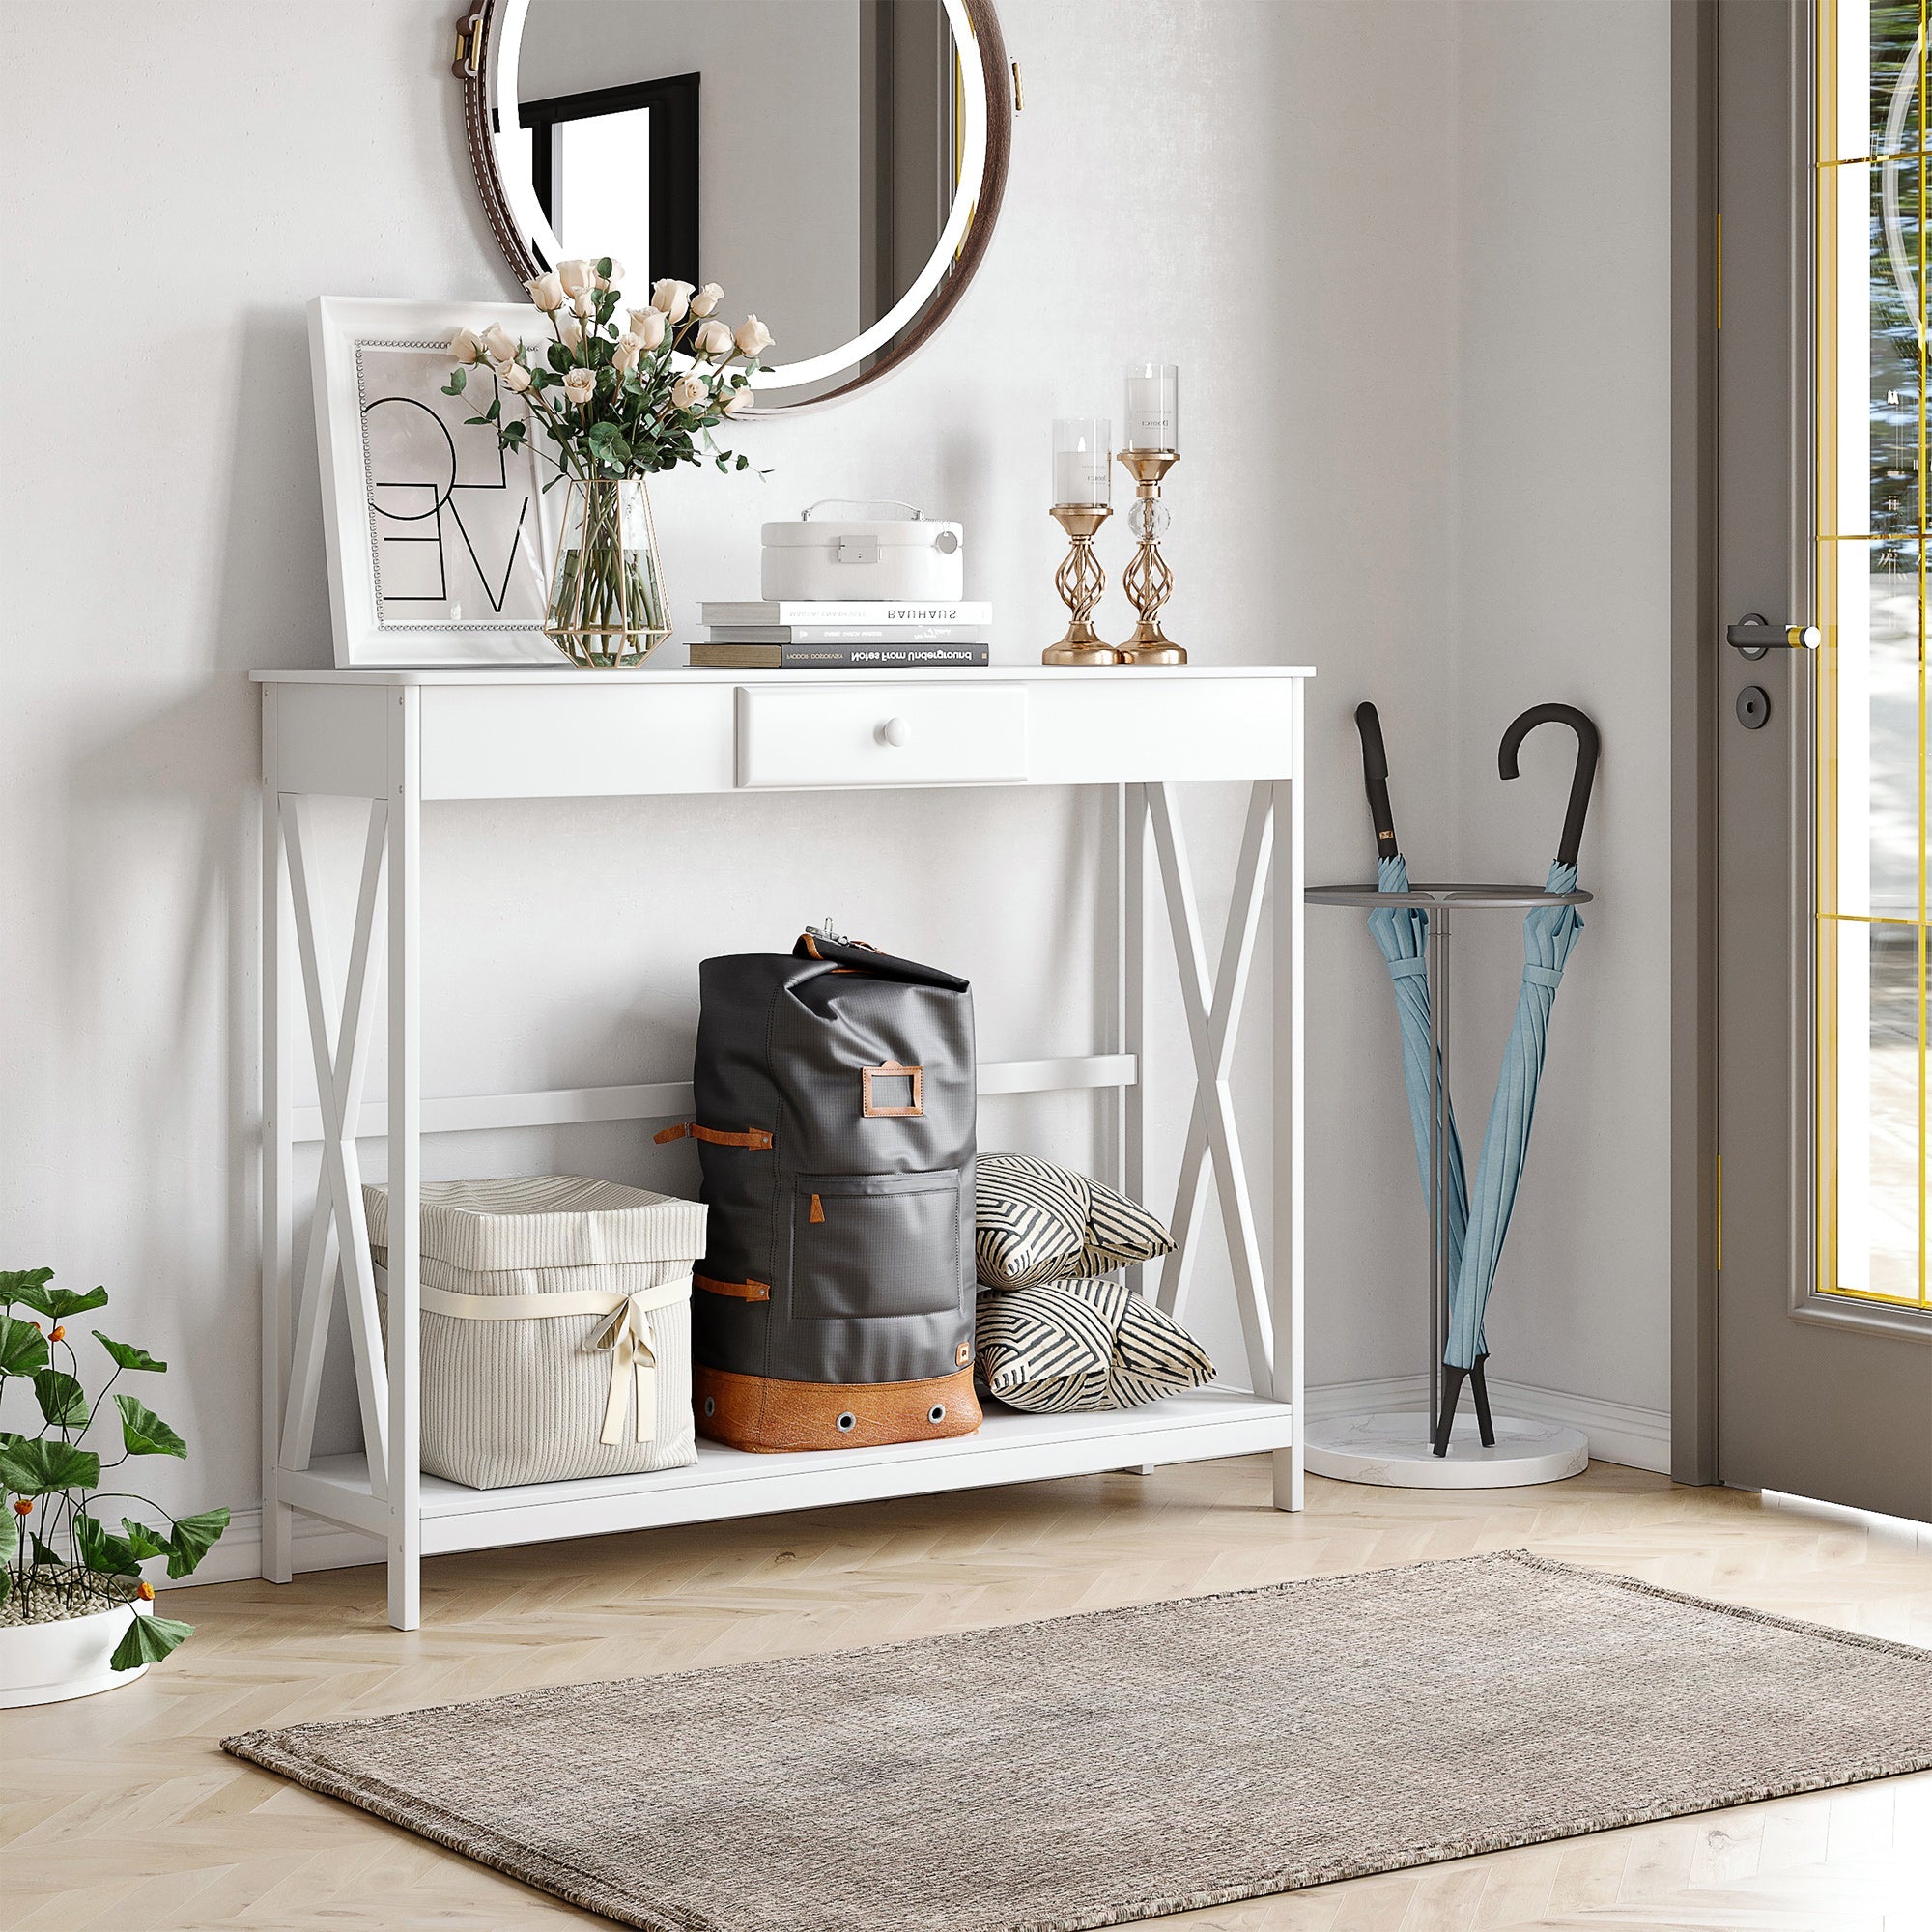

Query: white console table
257;665;1311;1630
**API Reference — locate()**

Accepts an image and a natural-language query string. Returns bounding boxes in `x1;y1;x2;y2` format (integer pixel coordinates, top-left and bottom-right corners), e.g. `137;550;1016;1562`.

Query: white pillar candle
1124;363;1179;452
1052;418;1112;507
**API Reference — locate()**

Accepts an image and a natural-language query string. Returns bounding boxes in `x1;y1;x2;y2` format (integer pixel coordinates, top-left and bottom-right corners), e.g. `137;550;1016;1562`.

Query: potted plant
446;257;772;668
0;1268;228;1707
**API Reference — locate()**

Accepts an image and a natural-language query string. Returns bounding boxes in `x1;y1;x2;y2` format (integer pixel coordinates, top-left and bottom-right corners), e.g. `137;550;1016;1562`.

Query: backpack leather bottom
694;1363;981;1453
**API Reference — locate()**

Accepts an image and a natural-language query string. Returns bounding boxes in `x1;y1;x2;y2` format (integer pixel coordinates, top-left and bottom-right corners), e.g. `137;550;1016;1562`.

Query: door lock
1727;612;1821;659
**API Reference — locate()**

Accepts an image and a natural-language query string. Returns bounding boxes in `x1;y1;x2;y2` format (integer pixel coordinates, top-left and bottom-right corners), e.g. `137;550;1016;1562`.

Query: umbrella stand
1301;878;1594;1490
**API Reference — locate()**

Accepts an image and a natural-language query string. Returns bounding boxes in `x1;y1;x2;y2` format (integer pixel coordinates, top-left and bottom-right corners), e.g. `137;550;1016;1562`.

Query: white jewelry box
761;500;965;603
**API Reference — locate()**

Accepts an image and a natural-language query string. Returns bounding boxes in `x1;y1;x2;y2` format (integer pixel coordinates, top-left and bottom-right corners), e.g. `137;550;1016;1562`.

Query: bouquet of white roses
444;256;772;481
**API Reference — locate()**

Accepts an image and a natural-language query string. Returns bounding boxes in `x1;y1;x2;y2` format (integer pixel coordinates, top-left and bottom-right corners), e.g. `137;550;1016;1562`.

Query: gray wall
0;0;1672;1563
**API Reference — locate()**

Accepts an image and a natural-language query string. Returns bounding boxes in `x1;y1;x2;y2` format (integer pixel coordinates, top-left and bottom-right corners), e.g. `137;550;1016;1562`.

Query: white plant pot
0;1596;151;1709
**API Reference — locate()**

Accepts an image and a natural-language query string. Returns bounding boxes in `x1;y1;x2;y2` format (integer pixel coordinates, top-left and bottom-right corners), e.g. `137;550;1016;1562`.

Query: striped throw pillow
974;1152;1176;1289
976;1277;1215;1414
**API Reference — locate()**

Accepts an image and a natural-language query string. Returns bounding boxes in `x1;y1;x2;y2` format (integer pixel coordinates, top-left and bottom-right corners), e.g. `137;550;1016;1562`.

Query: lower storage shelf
280;1387;1296;1558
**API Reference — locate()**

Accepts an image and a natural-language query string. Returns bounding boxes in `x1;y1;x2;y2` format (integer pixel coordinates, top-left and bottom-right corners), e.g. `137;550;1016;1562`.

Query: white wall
0;0;1672;1558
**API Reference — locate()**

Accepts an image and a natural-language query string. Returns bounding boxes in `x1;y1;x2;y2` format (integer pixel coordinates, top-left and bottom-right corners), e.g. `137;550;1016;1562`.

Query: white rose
449;327;485;364
562;366;596;405
611;334;640;374
721;383;753;417
501;361;531;393
557;316;583;348
572;291;594;320
525;272;565;313
651;277;696;322
481;324;519;363
689;282;724;318
626;307;667;350
693;318;733;359
556;258;595;298
670;372;707;412
733;315;773;357
595;258;625;290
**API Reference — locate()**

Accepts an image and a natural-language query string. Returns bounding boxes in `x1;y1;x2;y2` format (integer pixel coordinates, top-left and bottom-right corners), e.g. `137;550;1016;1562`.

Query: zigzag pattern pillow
975;1277;1215;1414
974;1152;1176;1288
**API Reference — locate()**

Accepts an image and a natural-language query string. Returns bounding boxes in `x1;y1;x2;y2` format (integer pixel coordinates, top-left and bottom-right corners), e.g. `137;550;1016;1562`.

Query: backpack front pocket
791;1171;962;1321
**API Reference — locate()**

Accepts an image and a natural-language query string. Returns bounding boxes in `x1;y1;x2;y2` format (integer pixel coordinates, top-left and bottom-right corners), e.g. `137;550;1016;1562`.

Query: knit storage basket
365;1176;706;1490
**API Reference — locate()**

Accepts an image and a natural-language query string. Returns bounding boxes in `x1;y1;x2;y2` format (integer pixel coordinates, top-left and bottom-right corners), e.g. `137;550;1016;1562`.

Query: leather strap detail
809;1193;825;1224
694;1364;981;1453
696;1272;772;1302
654;1122;774;1150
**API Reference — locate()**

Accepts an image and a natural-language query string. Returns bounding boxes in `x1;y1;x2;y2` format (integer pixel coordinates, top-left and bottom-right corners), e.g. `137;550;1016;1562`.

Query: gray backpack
659;929;980;1452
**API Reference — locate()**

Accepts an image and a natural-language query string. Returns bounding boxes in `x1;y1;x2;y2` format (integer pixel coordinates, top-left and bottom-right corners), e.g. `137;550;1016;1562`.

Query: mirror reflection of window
514;1;963;367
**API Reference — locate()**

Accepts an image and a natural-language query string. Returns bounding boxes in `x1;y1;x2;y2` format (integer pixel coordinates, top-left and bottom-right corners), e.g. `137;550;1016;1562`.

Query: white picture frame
308;296;563;668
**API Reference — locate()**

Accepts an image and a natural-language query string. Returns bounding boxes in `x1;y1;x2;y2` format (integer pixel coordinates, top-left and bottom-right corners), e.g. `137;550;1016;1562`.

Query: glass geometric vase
543;474;671;668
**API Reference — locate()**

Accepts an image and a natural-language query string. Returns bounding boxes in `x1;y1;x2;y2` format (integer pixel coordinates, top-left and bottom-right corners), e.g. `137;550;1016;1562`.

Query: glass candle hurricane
1124;363;1179;453
1052;417;1113;508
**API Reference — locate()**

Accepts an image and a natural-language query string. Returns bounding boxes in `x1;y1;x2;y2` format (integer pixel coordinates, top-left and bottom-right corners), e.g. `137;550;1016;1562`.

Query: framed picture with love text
309;296;562;666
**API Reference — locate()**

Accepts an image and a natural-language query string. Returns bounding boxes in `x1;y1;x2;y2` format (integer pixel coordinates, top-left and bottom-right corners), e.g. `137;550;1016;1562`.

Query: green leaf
0;1313;50;1378
121;1519;172;1560
73;1514;141;1577
34;1369;89;1428
115;1394;186;1459
165;1506;230;1579
444;366;468;393
0;1506;15;1565
0;1567;9;1605
109;1610;194;1672
0;1267;54;1308
32;1530;66;1569
0;1436;100;1494
10;1280;108;1321
594;255;611;278
91;1332;165;1373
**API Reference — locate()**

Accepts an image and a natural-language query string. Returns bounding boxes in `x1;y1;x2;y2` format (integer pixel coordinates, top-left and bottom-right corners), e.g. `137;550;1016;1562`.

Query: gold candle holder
1118;449;1186;666
1042;504;1122;667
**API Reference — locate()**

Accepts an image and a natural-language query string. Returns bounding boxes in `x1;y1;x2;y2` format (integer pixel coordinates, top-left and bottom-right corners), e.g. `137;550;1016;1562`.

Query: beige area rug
223;1551;1932;1932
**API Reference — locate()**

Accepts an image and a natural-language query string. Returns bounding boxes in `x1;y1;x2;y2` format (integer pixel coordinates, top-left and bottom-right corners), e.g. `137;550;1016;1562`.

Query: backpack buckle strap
654;1122;774;1150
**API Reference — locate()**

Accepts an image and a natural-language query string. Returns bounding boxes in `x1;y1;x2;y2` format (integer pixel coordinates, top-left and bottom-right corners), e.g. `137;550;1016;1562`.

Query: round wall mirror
454;0;1012;410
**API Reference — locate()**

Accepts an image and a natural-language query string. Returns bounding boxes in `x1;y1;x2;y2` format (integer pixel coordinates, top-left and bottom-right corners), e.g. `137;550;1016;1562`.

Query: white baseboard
158;1504;383;1591
1305;1374;1672;1475
167;1379;1670;1589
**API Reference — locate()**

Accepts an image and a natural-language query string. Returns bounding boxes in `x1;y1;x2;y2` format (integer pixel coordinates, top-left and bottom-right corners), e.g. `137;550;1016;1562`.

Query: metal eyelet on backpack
702;1397;716;1418
928;1404;946;1425
836;1411;856;1433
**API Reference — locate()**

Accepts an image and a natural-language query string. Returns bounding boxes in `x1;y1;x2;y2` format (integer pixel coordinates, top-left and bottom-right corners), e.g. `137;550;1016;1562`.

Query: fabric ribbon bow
588;1292;664;1447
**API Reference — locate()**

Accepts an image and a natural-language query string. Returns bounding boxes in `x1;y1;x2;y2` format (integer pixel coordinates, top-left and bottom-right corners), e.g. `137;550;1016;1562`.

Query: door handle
1727;612;1821;659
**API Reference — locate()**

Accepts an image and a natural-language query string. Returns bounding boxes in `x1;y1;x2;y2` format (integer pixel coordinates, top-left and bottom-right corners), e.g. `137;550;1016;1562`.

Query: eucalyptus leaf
109;1610;194;1673
92;1332;165;1373
33;1369;89;1428
115;1393;186;1459
0;1436;100;1494
0;1313;50;1378
165;1506;231;1579
445;367;468;393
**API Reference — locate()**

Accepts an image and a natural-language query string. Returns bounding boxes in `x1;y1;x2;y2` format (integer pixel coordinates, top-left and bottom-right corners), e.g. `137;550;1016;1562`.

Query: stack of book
690;601;991;669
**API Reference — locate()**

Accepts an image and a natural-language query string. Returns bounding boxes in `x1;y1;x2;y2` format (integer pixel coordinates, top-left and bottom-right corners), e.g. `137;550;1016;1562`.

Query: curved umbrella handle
1499;703;1600;867
1353;701;1400;861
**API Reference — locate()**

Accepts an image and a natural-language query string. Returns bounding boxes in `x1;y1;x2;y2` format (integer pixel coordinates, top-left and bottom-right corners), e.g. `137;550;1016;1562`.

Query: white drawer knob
876;716;913;748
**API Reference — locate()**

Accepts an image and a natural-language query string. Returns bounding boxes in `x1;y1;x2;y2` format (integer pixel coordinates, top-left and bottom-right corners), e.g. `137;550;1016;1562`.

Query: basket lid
760;519;962;551
362;1176;707;1273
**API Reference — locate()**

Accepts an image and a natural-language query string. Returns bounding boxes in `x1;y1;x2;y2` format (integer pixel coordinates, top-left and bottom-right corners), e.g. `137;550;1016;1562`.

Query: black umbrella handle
1499;703;1600;868
1353;702;1400;862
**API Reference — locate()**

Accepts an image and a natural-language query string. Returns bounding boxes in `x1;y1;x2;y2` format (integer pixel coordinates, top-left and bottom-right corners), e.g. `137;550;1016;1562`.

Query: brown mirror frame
451;0;1013;412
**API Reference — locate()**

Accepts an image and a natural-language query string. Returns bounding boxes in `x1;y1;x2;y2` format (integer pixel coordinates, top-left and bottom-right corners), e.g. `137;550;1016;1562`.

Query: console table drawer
735;682;1029;789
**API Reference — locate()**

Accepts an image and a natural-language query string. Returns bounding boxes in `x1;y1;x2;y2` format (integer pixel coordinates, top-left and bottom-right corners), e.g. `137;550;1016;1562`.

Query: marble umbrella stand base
1304;879;1596;1492
1302;1409;1590;1490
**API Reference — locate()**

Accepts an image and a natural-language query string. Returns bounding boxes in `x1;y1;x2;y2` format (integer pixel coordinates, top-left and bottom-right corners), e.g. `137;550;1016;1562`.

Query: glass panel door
1817;0;1929;1312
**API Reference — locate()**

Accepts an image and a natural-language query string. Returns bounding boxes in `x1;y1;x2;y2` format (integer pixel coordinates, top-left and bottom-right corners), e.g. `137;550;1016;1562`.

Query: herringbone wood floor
5;1459;1930;1930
